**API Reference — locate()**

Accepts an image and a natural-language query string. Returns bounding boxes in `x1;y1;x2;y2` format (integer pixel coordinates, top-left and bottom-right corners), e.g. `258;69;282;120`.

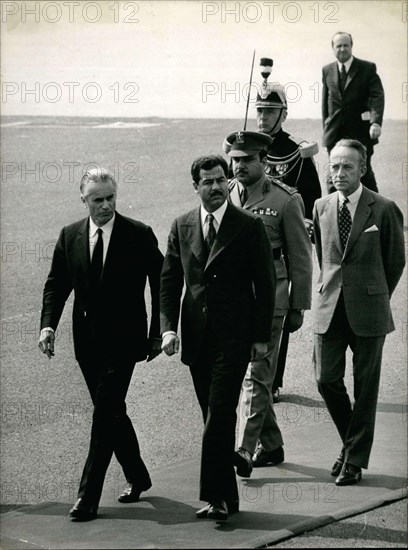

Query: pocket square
364;225;378;232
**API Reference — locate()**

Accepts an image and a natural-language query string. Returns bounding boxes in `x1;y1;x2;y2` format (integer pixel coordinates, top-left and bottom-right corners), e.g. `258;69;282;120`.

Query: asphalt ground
0;116;407;548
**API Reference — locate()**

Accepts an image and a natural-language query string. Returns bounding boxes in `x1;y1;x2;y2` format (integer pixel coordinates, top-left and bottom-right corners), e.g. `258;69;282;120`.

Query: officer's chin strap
268;108;286;138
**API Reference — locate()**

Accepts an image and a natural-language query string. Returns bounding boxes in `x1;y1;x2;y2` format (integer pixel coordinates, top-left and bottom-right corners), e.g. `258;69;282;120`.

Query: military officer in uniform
224;58;321;402
225;130;313;475
255;58;321;223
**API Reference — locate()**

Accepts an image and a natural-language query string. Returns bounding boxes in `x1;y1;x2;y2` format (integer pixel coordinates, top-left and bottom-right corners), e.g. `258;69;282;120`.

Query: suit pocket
367;284;388;295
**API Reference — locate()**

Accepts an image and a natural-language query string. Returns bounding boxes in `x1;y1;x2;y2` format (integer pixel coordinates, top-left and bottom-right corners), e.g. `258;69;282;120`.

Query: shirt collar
200;200;228;227
338;183;363;205
237;174;266;198
89;213;116;238
337;56;354;73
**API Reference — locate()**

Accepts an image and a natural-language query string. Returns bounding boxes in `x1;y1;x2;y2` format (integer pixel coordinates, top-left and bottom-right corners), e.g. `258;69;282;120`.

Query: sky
1;0;407;119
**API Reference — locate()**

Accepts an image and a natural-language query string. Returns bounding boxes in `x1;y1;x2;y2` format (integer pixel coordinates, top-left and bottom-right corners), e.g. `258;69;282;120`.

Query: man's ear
360;164;367;178
192;182;199;194
281;109;288;125
81;195;87;206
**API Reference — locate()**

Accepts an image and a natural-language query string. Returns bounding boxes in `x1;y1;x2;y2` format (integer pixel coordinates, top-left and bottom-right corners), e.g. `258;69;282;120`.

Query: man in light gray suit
312;139;405;486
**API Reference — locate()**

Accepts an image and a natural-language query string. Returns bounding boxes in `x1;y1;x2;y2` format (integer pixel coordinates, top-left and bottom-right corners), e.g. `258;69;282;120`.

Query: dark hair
331;32;353;47
332;139;367;167
80;167;117;194
191;155;229;184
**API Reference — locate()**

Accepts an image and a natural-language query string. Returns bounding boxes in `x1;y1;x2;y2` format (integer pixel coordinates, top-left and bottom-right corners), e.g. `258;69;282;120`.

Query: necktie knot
240;187;248;206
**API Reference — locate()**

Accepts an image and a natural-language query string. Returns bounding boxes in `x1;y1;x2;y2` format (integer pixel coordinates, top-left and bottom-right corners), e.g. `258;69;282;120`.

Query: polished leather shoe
253;445;284;467
335;463;362;486
233;448;253;478
196;500;238;519
118;482;152;503
207;500;228;521
331;459;343;478
331;450;345;477
69;498;97;521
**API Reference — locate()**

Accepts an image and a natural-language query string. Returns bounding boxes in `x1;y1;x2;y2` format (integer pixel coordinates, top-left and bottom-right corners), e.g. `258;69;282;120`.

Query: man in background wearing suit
313;139;405;486
322;32;385;193
38;168;163;521
160;154;275;521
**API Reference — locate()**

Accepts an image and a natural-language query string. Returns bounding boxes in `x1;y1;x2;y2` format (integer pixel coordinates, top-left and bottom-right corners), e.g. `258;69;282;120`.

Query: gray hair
80;167;117;194
331;139;367;168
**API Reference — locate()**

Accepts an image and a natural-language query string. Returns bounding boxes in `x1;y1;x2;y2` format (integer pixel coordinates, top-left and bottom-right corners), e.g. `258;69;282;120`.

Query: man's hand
284;309;304;333
161;333;180;356
369;123;381;140
147;337;162;362
250;342;269;361
38;328;55;359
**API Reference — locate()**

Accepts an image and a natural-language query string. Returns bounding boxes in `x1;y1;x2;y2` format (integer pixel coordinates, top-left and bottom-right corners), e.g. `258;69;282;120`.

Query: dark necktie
339;63;347;95
240;187;248;206
338;197;352;249
205;213;216;253
91;228;104;284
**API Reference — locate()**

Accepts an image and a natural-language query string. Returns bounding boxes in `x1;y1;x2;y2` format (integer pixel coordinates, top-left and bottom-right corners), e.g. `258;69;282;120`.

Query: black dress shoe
69;498;97;521
331;459;343;477
207;501;228;521
233;449;253;478
196;500;239;519
252;445;284;467
331;449;345;477
118;482;152;503
335;463;362;486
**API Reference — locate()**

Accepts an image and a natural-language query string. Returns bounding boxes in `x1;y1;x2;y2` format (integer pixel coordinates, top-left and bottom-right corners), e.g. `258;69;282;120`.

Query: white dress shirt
200;200;228;238
337;56;354;74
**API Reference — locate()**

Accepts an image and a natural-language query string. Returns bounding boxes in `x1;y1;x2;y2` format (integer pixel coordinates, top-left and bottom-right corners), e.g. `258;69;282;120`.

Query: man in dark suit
38;168;163;521
313;139;405;486
160;154;275;521
322;32;385;193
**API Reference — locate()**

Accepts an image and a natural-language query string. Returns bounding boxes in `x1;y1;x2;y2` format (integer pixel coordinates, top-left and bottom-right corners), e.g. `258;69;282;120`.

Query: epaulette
288;134;319;158
270;178;298;195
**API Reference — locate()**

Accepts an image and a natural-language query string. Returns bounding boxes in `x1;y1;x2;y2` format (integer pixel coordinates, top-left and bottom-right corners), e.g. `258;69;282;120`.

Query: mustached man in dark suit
38;168;163;521
160;154;275;521
322;32;385;193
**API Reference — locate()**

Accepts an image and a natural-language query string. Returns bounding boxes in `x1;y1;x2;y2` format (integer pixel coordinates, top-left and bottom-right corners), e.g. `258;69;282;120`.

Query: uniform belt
273;247;282;260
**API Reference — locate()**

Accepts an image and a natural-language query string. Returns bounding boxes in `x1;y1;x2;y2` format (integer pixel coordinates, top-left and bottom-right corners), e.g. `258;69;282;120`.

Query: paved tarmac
1;393;406;549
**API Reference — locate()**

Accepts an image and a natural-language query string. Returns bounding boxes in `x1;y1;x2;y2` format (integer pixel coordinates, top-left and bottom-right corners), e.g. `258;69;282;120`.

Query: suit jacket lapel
330;62;341;94
206;203;243;268
345;58;359;91
325;193;343;255
182;208;208;266
76;217;91;276
244;177;268;209
344;187;374;257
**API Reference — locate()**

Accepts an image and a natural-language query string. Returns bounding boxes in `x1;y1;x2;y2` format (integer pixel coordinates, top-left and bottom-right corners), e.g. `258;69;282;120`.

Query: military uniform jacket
265;129;321;220
229;175;312;316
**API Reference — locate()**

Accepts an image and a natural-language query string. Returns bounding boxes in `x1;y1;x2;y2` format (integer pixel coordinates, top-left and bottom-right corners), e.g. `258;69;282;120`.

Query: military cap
223;130;273;157
255;57;287;109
